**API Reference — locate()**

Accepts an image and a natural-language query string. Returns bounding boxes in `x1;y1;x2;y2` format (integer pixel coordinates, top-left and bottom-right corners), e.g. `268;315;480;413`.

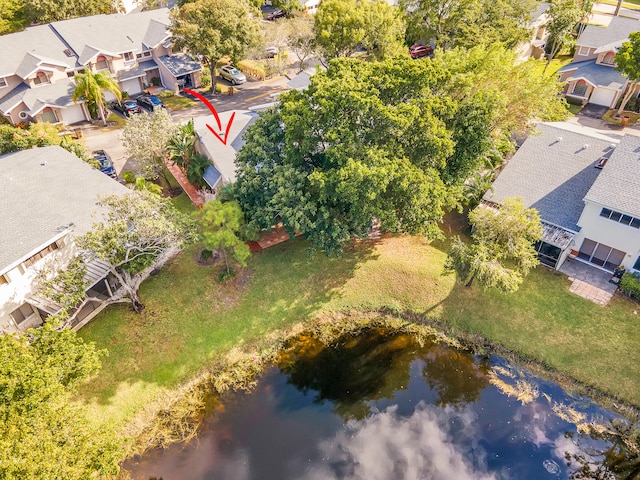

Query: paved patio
559;259;617;305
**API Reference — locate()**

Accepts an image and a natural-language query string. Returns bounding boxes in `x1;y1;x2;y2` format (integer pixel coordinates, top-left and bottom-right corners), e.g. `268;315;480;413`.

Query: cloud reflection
300;402;497;480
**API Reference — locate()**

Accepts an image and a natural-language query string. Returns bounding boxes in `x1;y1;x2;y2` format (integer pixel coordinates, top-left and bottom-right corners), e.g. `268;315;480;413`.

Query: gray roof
531;2;550;21
0;146;129;275
484;123;617;231
117;59;158;81
287;70;314;90
21;77;78;115
50;9;171;66
558;59;627;89
0;83;29;114
0;24;77;77
156;54;202;77
577;16;640;48
584;135;640;217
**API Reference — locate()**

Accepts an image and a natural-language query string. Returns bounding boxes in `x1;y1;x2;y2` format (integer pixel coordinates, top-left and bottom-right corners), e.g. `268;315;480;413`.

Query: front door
578;238;626;271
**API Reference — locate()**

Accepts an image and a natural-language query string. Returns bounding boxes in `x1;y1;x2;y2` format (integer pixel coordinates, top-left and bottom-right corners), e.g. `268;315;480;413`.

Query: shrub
218;267;236;283
619;272;640;300
565;96;584;106
200;249;213;260
201;67;211;88
150;77;161;86
158;90;174;98
121;171;136;184
237;60;267;80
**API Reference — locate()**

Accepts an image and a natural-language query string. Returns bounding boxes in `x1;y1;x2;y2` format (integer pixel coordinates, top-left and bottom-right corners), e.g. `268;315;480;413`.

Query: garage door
60;104;87;125
120;77;143;96
589;88;616;107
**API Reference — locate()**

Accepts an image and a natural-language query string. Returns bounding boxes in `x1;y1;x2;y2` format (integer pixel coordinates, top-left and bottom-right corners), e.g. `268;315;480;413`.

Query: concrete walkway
559;259;617;305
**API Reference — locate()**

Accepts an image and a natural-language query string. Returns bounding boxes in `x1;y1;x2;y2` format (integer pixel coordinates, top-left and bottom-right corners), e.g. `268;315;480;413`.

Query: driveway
578;104;608;119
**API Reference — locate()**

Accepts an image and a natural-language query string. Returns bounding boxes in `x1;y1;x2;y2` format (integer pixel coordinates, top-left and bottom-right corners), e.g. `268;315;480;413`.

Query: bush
565;95;584;106
150;77;161;86
200;249;213;260
218;267;236;283
237;60;267;80
157;90;175;98
619;272;640;300
121;171;136;184
201;67;211;88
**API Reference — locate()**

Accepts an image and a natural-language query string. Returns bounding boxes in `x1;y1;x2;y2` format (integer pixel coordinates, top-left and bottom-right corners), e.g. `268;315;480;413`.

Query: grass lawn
78;218;640;429
161;94;197;111
567;103;584;116
529;54;572;78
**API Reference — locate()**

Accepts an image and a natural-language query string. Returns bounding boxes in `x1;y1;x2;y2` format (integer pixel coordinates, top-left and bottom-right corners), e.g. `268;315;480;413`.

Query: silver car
220;65;247;85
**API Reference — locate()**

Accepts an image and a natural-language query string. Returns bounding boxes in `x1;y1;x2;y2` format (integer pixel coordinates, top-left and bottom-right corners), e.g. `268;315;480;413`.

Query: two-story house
0;8;202;127
558;16;640;108
517;2;551;61
0;146;129;334
484;122;640;274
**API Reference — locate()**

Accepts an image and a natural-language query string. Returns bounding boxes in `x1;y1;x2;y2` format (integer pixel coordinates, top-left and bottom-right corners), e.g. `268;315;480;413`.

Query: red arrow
183;88;237;145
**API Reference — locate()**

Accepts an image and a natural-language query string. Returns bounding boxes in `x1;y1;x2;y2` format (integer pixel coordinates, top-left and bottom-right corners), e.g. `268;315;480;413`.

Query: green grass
567;103;584;115
161;94;197;111
99;112;126;131
78;223;640;428
529;54;572;78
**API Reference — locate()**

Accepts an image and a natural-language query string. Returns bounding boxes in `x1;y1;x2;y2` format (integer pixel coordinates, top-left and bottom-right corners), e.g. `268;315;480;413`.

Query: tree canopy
170;0;261;91
444;197;542;292
314;0;405;61
615;31;640;115
404;0;536;51
72;70;121;125
77;191;195;312
235;50;564;254
0;321;121;479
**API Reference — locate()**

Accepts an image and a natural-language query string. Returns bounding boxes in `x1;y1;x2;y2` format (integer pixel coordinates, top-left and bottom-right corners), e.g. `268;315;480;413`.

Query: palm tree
72;71;121;126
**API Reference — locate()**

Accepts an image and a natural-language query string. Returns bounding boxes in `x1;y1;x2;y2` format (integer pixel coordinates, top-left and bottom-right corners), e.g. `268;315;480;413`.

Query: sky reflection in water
126;330;618;480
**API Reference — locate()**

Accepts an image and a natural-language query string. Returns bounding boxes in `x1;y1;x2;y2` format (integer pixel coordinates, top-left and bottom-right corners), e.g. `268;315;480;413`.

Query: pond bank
119;312;640;469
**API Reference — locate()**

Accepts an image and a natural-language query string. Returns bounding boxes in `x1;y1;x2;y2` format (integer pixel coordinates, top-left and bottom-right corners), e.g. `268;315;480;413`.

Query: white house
0;146;129;334
485;122;640;273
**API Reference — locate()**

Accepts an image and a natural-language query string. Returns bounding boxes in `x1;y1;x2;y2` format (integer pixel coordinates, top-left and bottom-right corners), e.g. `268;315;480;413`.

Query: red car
410;44;433;59
266;9;287;20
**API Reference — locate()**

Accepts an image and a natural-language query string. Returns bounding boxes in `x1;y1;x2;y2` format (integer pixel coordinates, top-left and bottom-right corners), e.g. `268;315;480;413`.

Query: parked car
264;46;278;58
136;94;165;111
409;44;433;59
266;9;287;20
110;99;142;117
220;65;247;85
91;150;117;179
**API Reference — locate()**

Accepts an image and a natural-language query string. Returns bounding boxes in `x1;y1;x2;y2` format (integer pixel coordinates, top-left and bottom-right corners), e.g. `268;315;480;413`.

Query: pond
125;327;635;479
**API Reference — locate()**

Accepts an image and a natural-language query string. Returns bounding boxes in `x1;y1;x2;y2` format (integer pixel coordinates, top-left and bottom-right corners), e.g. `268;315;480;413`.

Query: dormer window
96;55;108;71
577;46;589;56
33;71;50;85
602;52;615;65
136;51;152;59
0;77;7;88
124;51;135;63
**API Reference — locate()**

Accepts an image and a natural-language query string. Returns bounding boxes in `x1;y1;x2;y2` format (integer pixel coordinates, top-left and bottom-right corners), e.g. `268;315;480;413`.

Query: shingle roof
0;146;129;275
577;16;640;48
0;24;77;77
484;123;618;231
0;83;29;114
584;135;640;217
50;9;170;66
156;54;202;77
21;78;78;115
117;59;158;81
558;59;627;89
531;2;550;21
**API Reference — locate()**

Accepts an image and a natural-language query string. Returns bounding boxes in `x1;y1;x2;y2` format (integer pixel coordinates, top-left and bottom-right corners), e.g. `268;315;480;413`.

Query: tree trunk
207;57;217;94
615;0;623;16
221;248;230;274
465;272;476;288
616;82;638;116
98;102;107;126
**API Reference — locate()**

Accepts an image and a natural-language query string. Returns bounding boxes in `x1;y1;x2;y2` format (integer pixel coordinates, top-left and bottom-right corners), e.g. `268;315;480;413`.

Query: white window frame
577;46;590;56
124;51;135;64
33;71;50;86
0;77;7;88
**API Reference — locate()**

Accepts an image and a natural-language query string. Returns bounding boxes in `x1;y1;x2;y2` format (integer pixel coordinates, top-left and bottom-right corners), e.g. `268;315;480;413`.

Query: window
572;80;588;97
40;107;58;123
33;71;49;85
577;46;589;56
600;207;640;228
10;303;35;325
634;257;640;271
124;52;134;62
0;77;6;87
602;52;615;65
67;71;74;78
96;55;108;71
0;274;7;286
136;51;152;59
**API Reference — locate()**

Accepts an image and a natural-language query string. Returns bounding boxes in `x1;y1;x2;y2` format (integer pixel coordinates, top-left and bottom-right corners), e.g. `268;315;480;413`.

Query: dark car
266;9;287;20
136;94;165;111
110;99;142;117
92;150;117;179
409;44;433;59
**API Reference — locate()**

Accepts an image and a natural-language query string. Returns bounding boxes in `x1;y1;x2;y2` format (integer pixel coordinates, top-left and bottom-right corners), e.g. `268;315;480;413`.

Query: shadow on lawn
80;236;381;406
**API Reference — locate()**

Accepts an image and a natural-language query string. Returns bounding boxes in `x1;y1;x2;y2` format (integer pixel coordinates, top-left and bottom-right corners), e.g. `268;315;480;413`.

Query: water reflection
126;328;629;480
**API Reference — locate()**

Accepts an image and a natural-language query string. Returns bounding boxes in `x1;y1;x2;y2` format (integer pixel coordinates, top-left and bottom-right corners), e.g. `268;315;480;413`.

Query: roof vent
127;35;134;43
40;161;47;166
583;144;589;150
595;157;608;169
63;48;74;57
609;143;616;150
557;136;563;142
